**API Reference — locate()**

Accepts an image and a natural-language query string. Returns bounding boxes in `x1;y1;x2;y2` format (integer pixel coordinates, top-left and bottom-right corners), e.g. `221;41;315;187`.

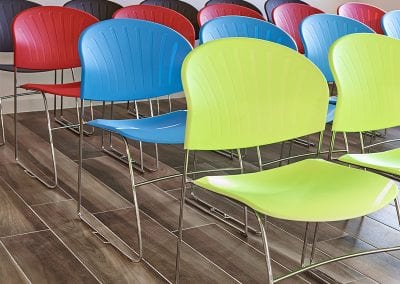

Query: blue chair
200;15;297;50
300;14;374;122
382;10;400;39
78;18;192;261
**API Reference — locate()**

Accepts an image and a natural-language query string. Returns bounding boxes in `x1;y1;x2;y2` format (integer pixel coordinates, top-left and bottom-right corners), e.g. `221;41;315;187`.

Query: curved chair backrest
64;0;122;21
264;0;309;22
338;2;385;34
200;16;296;50
79;19;192;102
0;0;40;52
273;3;323;53
198;3;265;26
182;38;329;150
205;0;262;15
140;0;199;38
382;10;400;39
301;14;374;82
330;34;400;132
13;6;98;70
113;5;195;46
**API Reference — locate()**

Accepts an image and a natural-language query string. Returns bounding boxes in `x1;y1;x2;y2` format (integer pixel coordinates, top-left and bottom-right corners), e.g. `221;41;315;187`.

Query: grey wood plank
0;241;30;284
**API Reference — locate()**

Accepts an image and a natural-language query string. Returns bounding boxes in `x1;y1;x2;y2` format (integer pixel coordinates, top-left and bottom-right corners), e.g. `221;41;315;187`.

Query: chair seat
0;64;45;73
329;96;337;105
88;110;186;144
21;82;81;97
326;103;335;123
194;159;398;222
339;148;400;177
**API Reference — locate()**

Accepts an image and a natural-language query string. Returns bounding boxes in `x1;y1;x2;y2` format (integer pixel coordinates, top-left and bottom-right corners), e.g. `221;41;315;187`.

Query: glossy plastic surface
113;5;195;46
330;34;400;132
64;0;122;21
198;3;264;26
301;14;374;82
13;6;98;70
273;3;323;53
264;0;308;22
200;15;296;50
79;19;192;102
205;0;262;14
382;10;400;39
21;82;80;97
141;0;199;38
338;2;385;34
182;38;328;151
195;159;398;221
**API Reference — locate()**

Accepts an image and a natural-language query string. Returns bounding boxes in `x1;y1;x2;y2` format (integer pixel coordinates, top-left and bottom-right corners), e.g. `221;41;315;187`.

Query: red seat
113;4;195;46
198;3;265;26
338;2;385;34
273;3;323;53
21;82;81;98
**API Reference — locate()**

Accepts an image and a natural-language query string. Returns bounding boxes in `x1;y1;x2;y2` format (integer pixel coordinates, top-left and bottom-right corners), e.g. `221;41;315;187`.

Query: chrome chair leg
395;198;400;227
309;223;319;264
255;212;274;284
300;222;311;267
0;98;5;146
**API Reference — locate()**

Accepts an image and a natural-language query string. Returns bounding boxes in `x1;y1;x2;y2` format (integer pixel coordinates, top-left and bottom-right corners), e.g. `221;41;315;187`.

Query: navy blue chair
64;0;122;21
382;10;400;39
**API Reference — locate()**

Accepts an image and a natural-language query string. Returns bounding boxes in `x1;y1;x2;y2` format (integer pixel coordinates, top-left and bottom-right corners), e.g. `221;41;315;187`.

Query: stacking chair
338;2;385;34
382;10;400;39
175;37;399;283
200;15;296;49
273;3;323;53
264;0;309;22
140;0;199;38
64;0;122;20
198;3;265;26
13;6;98;188
78;18;192;260
205;0;262;14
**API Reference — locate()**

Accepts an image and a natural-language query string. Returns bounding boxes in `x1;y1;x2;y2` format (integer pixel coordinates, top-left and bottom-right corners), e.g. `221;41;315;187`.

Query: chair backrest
338;2;385;34
273;3;323;53
182;38;329;150
64;0;122;21
382;10;400;39
330;34;400;132
198;3;264;26
205;0;262;15
0;0;40;52
13;6;98;70
264;0;309;22
79;19;192;102
140;0;199;38
200;15;296;50
113;5;195;46
301;14;374;82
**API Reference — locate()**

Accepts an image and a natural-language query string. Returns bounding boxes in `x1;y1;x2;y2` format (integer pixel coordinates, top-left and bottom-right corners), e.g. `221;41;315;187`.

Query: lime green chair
175;38;399;283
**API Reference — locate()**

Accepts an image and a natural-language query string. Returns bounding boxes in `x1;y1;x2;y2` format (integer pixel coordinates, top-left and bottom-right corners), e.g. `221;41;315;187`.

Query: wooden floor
1;98;400;283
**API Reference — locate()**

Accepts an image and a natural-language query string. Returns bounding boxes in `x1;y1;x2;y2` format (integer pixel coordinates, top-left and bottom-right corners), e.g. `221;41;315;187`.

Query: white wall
2;0;400;113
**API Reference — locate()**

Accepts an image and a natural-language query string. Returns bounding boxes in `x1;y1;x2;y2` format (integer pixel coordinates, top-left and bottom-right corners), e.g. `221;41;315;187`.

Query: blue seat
200;15;297;50
382;10;400;39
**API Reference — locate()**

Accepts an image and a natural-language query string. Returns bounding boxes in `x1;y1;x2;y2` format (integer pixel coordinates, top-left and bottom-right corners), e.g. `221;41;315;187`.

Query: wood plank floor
0;98;400;283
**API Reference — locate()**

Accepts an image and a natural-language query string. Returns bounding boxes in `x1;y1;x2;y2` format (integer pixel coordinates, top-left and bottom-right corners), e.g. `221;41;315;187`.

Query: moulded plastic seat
264;0;309;22
20;82;81;97
382;10;400;39
64;0;122;20
326;103;335;123
205;0;262;14
88;110;186;144
195;159;397;222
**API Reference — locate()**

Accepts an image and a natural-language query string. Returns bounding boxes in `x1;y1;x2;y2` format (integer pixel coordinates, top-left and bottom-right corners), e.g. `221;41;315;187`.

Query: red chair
13;6;98;188
338;2;385;34
198;3;265;26
113;5;195;46
273;3;323;53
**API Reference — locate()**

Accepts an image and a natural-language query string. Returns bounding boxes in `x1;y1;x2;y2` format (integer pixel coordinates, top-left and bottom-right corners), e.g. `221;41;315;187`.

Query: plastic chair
264;0;309;22
64;0;122;21
205;0;262;15
140;0;199;38
78;18;192;262
338;2;385;34
273;3;323;53
175;37;398;283
200;15;296;50
198;3;265;26
113;5;195;46
13;6;98;188
382;10;400;39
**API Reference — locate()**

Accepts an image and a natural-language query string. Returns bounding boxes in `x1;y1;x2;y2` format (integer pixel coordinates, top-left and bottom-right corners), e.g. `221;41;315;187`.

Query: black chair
63;0;122;21
141;0;199;38
264;0;309;22
205;0;262;15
